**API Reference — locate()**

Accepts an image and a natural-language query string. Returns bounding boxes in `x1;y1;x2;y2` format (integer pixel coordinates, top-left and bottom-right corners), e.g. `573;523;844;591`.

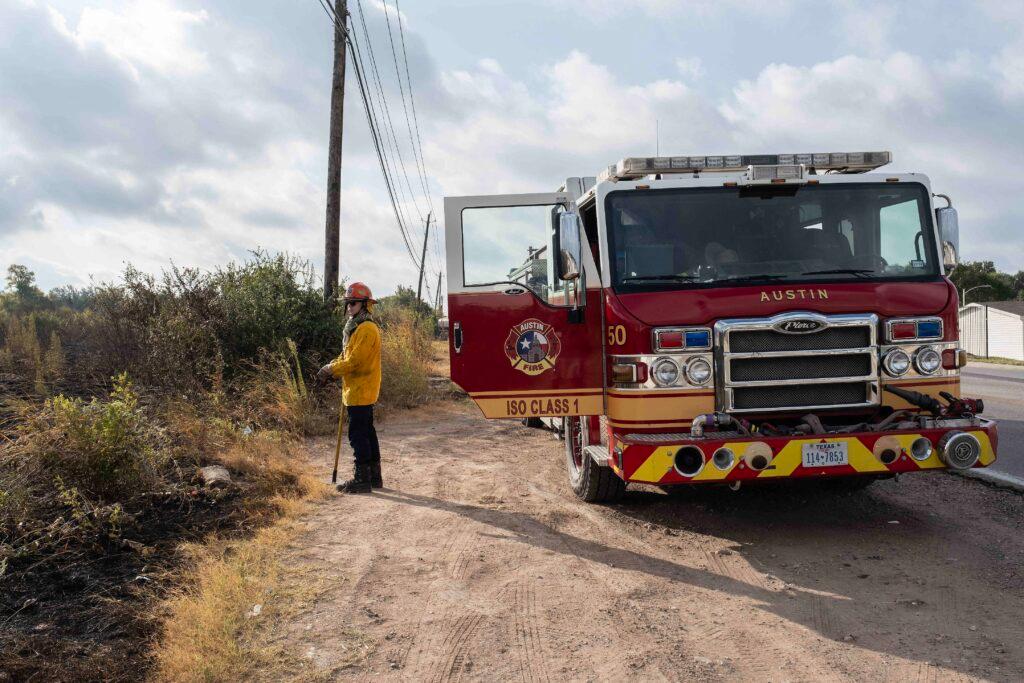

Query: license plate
801;441;849;468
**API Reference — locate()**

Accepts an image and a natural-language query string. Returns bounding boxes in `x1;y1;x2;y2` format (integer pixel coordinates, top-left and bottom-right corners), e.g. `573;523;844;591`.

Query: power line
356;0;440;292
385;0;443;296
381;0;443;291
318;0;420;269
354;0;426;225
315;0;438;286
349;33;420;266
391;0;434;214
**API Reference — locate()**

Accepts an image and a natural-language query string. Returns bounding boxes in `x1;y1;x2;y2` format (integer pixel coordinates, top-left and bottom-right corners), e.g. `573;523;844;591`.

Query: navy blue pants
347;405;380;467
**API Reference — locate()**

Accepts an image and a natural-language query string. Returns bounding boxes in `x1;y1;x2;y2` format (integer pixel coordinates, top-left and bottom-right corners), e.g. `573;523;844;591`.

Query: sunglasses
345;301;361;307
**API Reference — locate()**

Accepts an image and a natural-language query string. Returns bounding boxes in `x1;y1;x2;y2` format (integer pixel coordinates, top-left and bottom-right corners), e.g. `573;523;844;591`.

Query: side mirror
935;204;960;272
558;211;582;281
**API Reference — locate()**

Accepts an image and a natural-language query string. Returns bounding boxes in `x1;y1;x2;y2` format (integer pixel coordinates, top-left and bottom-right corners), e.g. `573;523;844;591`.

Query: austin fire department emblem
504;319;561;376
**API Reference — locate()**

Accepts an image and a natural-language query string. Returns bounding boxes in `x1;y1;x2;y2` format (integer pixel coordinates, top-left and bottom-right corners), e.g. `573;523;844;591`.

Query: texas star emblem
504;319;562;376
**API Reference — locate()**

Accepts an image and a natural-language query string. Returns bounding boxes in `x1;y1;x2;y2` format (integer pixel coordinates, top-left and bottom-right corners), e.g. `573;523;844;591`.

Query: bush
19;374;166;502
376;307;431;410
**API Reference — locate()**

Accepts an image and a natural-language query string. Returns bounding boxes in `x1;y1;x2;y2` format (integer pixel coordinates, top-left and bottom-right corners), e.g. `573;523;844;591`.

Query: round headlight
910;436;933;461
883;349;911;377
685;357;713;386
652;358;680;386
914;346;941;375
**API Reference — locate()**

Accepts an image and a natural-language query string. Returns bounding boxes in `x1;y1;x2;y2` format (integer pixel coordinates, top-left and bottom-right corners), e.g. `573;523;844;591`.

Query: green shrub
23;374;167;501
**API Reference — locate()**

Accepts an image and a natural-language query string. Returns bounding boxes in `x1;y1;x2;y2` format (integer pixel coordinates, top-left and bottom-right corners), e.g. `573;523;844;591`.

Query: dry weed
154;476;330;682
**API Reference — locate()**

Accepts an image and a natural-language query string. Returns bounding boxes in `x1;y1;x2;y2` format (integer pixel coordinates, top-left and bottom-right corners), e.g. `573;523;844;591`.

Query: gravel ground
266;400;1024;682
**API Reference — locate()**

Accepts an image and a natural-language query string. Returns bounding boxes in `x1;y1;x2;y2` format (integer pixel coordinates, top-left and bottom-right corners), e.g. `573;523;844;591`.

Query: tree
3;264;47;313
375;284;439;334
949;261;1019;304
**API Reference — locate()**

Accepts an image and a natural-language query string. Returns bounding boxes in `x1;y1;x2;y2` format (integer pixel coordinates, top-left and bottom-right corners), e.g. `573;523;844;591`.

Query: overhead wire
391;0;445;298
381;0;443;284
317;0;420;268
315;0;443;290
354;0;426;226
391;0;434;215
357;0;441;288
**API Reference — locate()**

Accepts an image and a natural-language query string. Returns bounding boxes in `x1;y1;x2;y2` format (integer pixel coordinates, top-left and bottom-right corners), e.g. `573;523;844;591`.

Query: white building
959;301;1024;361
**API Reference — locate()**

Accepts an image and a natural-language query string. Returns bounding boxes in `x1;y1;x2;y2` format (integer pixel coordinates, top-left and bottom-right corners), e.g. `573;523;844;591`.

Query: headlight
883;349;911;377
910;436;933;461
914;346;941;375
685;357;713;386
652;358;680;386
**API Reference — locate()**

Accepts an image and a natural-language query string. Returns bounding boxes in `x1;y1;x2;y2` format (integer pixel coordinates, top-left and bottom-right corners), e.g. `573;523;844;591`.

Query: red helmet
343;281;376;302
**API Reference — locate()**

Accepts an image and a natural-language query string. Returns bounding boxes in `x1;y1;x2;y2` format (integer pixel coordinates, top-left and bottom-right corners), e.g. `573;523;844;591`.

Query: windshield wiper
713;274;789;284
621;275;698;283
801;268;876;279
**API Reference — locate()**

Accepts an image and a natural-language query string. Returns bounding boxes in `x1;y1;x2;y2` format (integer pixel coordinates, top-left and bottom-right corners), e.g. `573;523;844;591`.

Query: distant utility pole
435;270;443;315
324;0;348;303
416;212;431;304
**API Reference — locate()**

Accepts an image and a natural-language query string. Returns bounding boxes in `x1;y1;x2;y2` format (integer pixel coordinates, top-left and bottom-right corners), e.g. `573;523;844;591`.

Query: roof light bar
599;151;891;181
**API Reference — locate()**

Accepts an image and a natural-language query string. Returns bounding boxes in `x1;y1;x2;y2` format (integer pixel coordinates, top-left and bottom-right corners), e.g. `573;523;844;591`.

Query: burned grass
0;256;438;681
0;380;315;681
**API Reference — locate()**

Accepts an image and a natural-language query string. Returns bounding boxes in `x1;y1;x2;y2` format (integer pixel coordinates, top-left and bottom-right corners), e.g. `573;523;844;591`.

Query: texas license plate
801;441;849;468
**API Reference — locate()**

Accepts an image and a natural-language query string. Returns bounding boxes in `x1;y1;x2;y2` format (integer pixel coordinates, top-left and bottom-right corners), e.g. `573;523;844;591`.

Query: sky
1;0;1023;301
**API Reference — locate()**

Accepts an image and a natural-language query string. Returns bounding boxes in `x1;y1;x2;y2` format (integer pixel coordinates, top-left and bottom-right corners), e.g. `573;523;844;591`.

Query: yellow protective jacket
327;321;381;406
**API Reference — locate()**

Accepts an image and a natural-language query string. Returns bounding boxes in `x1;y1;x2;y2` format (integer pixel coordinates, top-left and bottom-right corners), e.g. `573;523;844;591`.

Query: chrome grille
729;327;871;352
733;383;869;410
716;313;880;414
730;353;872;382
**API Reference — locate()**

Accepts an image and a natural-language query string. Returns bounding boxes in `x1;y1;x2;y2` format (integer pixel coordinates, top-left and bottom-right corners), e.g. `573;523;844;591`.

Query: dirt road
269;400;1024;681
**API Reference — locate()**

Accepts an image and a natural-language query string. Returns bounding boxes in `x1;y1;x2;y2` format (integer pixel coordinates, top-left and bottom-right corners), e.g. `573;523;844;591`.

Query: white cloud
56;0;210;78
718;52;1024;268
3;0;1024;302
675;57;704;81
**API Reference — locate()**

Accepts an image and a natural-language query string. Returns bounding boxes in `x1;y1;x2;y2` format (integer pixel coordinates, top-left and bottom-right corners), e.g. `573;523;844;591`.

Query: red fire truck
444;152;998;502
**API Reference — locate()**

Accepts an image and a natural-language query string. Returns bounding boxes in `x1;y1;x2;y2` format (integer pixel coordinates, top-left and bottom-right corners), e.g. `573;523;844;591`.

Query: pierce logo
504;319;561;376
774;318;826;334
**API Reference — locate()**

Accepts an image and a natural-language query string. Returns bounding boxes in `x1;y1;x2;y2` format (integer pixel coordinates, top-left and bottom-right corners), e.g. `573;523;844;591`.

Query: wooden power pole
435;270;443;315
324;0;348;303
415;212;431;305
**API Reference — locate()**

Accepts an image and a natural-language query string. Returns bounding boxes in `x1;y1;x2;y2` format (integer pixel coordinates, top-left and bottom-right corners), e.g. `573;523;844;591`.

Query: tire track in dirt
271;401;1024;682
510;575;551;683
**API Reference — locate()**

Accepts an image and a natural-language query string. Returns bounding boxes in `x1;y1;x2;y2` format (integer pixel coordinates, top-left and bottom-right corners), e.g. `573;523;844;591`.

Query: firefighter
317;282;383;493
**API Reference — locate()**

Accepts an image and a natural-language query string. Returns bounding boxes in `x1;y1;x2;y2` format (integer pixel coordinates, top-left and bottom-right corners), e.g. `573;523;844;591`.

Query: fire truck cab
444;152;997;502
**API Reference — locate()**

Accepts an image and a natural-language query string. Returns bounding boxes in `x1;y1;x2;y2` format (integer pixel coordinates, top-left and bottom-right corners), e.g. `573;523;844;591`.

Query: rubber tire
564;416;625;503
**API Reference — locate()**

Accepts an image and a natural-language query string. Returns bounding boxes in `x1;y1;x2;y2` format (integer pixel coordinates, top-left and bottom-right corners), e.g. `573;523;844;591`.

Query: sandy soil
267;400;1024;682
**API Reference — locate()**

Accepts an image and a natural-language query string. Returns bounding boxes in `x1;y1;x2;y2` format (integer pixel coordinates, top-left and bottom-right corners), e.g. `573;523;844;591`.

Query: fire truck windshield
606;182;940;292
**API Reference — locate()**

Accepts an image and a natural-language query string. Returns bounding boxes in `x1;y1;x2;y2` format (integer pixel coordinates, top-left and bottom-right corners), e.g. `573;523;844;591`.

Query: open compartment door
445;192;604;419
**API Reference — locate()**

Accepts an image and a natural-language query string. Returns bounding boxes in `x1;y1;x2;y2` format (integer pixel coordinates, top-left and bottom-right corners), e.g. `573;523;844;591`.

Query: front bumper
614;419;998;485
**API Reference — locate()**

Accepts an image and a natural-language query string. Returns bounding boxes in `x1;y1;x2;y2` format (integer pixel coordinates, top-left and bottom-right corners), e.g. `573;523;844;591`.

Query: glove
316;364;334;384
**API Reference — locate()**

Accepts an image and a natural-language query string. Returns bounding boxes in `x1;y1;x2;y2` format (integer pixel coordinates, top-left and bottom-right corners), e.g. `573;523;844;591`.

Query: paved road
961;362;1024;481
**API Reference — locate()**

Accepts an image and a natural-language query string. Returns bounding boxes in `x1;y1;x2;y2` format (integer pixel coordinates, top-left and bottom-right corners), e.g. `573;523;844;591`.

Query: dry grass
377;309;431;411
426;339;450;379
967;354;1024;367
154;457;330;682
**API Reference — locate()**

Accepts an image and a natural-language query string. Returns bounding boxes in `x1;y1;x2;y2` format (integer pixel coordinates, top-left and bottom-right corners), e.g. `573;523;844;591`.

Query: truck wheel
564;416;625;503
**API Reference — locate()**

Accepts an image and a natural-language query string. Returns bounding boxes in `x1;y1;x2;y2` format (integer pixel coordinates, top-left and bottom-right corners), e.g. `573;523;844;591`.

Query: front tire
564;416;625;503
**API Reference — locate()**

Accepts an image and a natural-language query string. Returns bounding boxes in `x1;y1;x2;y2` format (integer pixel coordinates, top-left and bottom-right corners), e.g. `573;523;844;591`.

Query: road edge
955;468;1024;493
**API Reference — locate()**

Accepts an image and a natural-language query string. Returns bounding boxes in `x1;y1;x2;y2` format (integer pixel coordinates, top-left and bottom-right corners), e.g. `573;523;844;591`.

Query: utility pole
435;270;443;315
324;0;348;303
415;212;431;305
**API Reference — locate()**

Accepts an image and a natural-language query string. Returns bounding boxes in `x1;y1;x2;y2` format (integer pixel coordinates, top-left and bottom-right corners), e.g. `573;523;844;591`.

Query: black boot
370;462;383;489
337;464;372;493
